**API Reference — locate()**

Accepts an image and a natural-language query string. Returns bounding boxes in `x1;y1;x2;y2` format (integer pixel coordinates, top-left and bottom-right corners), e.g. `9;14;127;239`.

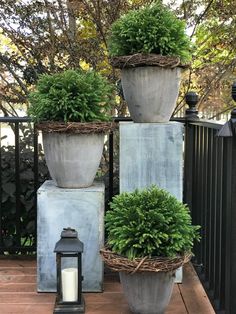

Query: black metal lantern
54;227;85;314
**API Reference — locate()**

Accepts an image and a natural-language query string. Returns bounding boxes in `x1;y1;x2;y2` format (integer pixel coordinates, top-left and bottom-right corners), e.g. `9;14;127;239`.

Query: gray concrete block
37;180;105;292
120;122;183;200
120;122;184;283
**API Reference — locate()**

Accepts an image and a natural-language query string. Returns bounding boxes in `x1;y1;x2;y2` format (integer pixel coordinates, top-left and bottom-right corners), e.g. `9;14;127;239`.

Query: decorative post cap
185;91;199;107
185;91;199;119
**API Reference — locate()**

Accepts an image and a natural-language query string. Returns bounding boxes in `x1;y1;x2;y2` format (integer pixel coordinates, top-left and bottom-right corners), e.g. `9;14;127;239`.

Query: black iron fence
0;117;42;254
183;112;236;313
1;102;236;312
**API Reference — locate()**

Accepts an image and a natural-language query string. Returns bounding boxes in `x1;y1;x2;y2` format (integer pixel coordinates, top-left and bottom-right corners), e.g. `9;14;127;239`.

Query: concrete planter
42;132;104;188
121;66;182;123
119;271;175;314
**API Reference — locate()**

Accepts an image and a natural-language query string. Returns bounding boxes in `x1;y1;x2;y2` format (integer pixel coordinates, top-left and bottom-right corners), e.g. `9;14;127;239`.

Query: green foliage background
1;124;49;253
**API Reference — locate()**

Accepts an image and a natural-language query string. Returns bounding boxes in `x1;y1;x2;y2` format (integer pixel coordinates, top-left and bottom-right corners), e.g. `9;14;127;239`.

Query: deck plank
0;283;36;292
179;263;215;314
0;259;215;314
166;286;187;313
0;304;54;314
0;274;36;283
0;257;36;267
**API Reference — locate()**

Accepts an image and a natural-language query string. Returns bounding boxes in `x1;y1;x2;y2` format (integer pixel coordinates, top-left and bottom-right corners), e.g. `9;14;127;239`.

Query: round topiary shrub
28;69;114;123
108;2;191;63
105;185;200;259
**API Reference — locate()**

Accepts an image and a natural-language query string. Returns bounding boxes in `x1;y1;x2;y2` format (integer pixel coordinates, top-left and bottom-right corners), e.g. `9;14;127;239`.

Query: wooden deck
0;258;215;314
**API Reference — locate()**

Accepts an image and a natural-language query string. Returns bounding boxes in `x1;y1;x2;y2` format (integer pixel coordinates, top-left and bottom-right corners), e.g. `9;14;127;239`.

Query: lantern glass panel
61;255;79;303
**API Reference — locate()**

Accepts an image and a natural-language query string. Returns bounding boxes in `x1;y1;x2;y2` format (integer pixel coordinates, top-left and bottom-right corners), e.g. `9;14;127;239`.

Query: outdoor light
53;227;85;314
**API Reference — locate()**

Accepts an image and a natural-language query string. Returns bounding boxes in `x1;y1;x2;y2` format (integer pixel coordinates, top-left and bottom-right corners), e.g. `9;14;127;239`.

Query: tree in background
0;0;154;116
174;0;236;117
0;0;235;117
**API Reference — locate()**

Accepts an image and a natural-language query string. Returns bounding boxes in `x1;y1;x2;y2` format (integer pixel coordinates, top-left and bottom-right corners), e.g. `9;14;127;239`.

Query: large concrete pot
42;132;104;188
121;66;182;123
119;271;175;314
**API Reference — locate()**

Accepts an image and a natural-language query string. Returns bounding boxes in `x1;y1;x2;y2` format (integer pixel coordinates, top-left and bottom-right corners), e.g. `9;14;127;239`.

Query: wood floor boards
0;258;215;314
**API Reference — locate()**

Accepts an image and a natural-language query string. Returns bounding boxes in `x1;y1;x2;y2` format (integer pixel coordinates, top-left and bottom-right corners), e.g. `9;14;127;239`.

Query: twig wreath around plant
101;185;200;272
101;186;200;313
28;69;116;188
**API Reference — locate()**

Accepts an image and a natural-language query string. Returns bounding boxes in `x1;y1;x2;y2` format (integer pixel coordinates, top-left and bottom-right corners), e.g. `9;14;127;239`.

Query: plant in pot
108;2;192;123
101;185;200;314
28;69;115;188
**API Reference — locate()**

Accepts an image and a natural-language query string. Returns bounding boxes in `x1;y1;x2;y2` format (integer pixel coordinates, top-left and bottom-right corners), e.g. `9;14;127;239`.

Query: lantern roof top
54;227;84;253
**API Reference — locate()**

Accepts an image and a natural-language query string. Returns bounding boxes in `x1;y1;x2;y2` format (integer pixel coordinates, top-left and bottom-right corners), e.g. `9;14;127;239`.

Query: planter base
119;271;175;314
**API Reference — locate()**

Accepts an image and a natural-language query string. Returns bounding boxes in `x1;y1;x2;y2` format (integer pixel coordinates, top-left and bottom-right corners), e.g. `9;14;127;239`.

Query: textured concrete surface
37;180;105;292
43;133;105;188
119;271;175;314
120;122;183;199
121;66;182;122
120;122;184;282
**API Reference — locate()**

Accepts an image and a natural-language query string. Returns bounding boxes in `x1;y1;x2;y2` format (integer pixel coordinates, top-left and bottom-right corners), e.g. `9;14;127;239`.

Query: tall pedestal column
37;180;104;292
120;122;184;282
120;122;183;198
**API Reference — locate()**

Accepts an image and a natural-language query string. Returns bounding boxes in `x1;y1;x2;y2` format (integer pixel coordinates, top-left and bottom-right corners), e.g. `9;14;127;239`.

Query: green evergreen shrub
106;185;200;259
108;2;191;63
28;69;114;123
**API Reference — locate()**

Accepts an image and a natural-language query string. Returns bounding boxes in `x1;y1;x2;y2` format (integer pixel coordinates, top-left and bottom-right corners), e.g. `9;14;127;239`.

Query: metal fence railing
0;117;39;253
184;115;236;313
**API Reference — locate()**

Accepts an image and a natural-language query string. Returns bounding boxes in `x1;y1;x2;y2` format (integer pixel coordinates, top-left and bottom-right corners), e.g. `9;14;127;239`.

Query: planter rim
110;53;189;69
37;121;116;134
100;247;191;274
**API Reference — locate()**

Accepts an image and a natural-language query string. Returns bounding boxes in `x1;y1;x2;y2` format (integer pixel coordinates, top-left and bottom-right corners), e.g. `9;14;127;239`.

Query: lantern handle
61;227;78;238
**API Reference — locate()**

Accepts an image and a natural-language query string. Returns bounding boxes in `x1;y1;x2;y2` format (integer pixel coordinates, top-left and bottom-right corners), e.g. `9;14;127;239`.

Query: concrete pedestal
120;122;184;282
37;180;104;292
120;122;183;198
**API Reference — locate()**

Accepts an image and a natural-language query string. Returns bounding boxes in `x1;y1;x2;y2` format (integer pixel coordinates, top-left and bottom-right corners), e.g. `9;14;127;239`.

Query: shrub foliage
28;69;114;123
106;185;200;259
108;2;191;63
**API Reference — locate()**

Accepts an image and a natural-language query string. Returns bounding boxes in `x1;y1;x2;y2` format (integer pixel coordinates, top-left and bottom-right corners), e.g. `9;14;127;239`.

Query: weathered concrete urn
119;271;175;314
121;66;181;123
43;133;104;188
38;122;114;188
111;54;185;123
101;247;191;314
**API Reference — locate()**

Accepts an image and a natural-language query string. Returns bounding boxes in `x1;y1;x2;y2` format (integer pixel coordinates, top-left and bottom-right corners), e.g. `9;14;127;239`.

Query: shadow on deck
0;258;215;314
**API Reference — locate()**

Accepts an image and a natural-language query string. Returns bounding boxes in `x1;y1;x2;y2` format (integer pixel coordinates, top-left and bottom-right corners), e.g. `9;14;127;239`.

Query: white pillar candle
61;268;78;302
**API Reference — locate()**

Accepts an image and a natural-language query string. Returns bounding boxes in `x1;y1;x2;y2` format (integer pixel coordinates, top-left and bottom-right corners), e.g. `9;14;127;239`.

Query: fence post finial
185;91;199;120
217;82;236;137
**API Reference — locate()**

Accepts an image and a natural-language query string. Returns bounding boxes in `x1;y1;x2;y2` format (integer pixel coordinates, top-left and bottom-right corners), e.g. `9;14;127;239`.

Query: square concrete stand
37;180;104;292
120;122;183;283
120;122;183;199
